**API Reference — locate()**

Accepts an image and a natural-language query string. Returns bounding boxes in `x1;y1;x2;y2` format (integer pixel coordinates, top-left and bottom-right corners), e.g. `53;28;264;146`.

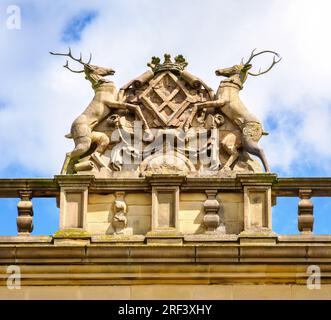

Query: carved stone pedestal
54;175;94;239
239;174;276;236
146;175;183;244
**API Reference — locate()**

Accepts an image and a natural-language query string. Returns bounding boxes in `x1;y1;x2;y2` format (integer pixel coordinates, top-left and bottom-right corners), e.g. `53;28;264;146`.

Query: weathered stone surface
89;194;115;204
125;193;152;205
127;215;151;235
2;284;331;300
51;50;281;177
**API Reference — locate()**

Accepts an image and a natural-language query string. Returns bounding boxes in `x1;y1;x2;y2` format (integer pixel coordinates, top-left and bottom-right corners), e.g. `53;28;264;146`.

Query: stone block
88;194;115;204
291;285;331;299
179;220;202;234
178;209;203;221
243;186;272;232
191;285;233;299
223;202;240;221
64;193;83;228
217;193;243;203
130;285;194;300
87;203;112;213
0;287;27;299
127;215;151;235
86;211;111;223
180;193;207;202
125;193;152;205
232;284;292;300
79;286;131;300
127;205;151;216
225;221;244;234
179;202;204;211
87;222;113;235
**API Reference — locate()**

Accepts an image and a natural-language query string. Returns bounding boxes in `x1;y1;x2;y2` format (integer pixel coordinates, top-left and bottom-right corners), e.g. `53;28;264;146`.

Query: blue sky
0;0;331;235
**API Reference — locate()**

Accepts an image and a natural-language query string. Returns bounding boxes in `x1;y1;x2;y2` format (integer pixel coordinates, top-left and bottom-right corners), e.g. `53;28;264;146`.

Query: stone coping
1;236;331;258
1;174;331;197
1;234;331;244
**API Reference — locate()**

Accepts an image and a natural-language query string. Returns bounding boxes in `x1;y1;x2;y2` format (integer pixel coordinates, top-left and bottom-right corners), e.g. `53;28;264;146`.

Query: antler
241;49;281;76
63;60;84;73
248;53;281;76
50;47;92;73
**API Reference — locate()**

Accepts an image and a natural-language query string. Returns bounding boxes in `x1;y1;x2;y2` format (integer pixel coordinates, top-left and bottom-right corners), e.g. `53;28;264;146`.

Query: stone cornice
1;239;331;285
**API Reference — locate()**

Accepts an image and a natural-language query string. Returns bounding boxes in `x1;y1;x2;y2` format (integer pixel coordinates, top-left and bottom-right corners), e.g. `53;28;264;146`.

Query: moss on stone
53;228;91;239
146;229;183;237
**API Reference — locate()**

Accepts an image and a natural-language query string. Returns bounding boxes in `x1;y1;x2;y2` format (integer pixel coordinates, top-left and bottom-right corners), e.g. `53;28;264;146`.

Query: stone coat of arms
50;49;281;177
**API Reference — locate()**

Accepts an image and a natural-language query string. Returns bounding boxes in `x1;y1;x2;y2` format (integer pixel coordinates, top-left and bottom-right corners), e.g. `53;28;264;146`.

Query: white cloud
0;0;331;176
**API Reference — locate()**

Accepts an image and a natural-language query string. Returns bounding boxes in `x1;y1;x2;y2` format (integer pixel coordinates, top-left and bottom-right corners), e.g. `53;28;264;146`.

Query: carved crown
147;54;188;74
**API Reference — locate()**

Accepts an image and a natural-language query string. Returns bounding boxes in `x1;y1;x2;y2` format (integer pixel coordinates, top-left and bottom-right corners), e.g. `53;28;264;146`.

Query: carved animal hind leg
90;131;111;169
221;133;239;170
60;136;92;174
243;138;270;172
60;154;72;175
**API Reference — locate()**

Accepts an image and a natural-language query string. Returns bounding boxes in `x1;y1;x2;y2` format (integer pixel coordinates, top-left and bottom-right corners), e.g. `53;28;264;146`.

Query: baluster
203;190;225;234
17;191;33;236
298;189;313;234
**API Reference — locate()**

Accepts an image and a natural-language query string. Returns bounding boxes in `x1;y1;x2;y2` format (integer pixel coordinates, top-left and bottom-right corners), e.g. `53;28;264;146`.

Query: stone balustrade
0;175;330;237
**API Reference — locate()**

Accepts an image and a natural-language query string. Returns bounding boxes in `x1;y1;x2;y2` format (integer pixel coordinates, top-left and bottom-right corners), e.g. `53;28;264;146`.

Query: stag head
215;49;281;84
50;48;115;85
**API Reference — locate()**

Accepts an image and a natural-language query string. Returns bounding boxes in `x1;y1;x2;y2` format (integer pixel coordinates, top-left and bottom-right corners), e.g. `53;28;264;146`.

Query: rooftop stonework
1;49;331;300
51;49;281;178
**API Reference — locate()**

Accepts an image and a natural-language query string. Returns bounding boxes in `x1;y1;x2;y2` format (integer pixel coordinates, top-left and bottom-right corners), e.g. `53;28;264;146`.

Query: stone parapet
0;235;331;287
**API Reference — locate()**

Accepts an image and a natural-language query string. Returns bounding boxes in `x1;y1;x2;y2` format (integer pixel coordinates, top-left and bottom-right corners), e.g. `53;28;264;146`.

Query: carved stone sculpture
196;49;281;172
50;49;152;174
51;49;281;177
112;191;131;235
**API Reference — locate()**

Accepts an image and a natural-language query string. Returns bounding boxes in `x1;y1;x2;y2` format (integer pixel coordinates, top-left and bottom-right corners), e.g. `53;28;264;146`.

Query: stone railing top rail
0;175;331;197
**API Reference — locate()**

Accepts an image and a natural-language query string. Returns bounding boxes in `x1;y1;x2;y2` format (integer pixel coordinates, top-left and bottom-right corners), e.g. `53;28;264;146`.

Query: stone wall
86;192;245;235
1;284;330;300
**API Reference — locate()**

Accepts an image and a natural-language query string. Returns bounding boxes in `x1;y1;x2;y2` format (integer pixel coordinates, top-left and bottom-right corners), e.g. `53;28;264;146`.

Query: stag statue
196;49;281;172
50;48;152;174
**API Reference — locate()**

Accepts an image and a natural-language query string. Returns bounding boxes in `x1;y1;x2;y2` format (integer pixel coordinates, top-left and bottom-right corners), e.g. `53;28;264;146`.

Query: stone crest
50;49;281;177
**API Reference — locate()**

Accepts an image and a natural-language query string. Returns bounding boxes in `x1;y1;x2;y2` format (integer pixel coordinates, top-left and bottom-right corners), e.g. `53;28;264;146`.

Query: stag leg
70;137;92;158
90;131;111;169
195;98;228;110
242;138;270;172
221;133;239;170
91;131;109;154
61;137;92;174
60;154;72;175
